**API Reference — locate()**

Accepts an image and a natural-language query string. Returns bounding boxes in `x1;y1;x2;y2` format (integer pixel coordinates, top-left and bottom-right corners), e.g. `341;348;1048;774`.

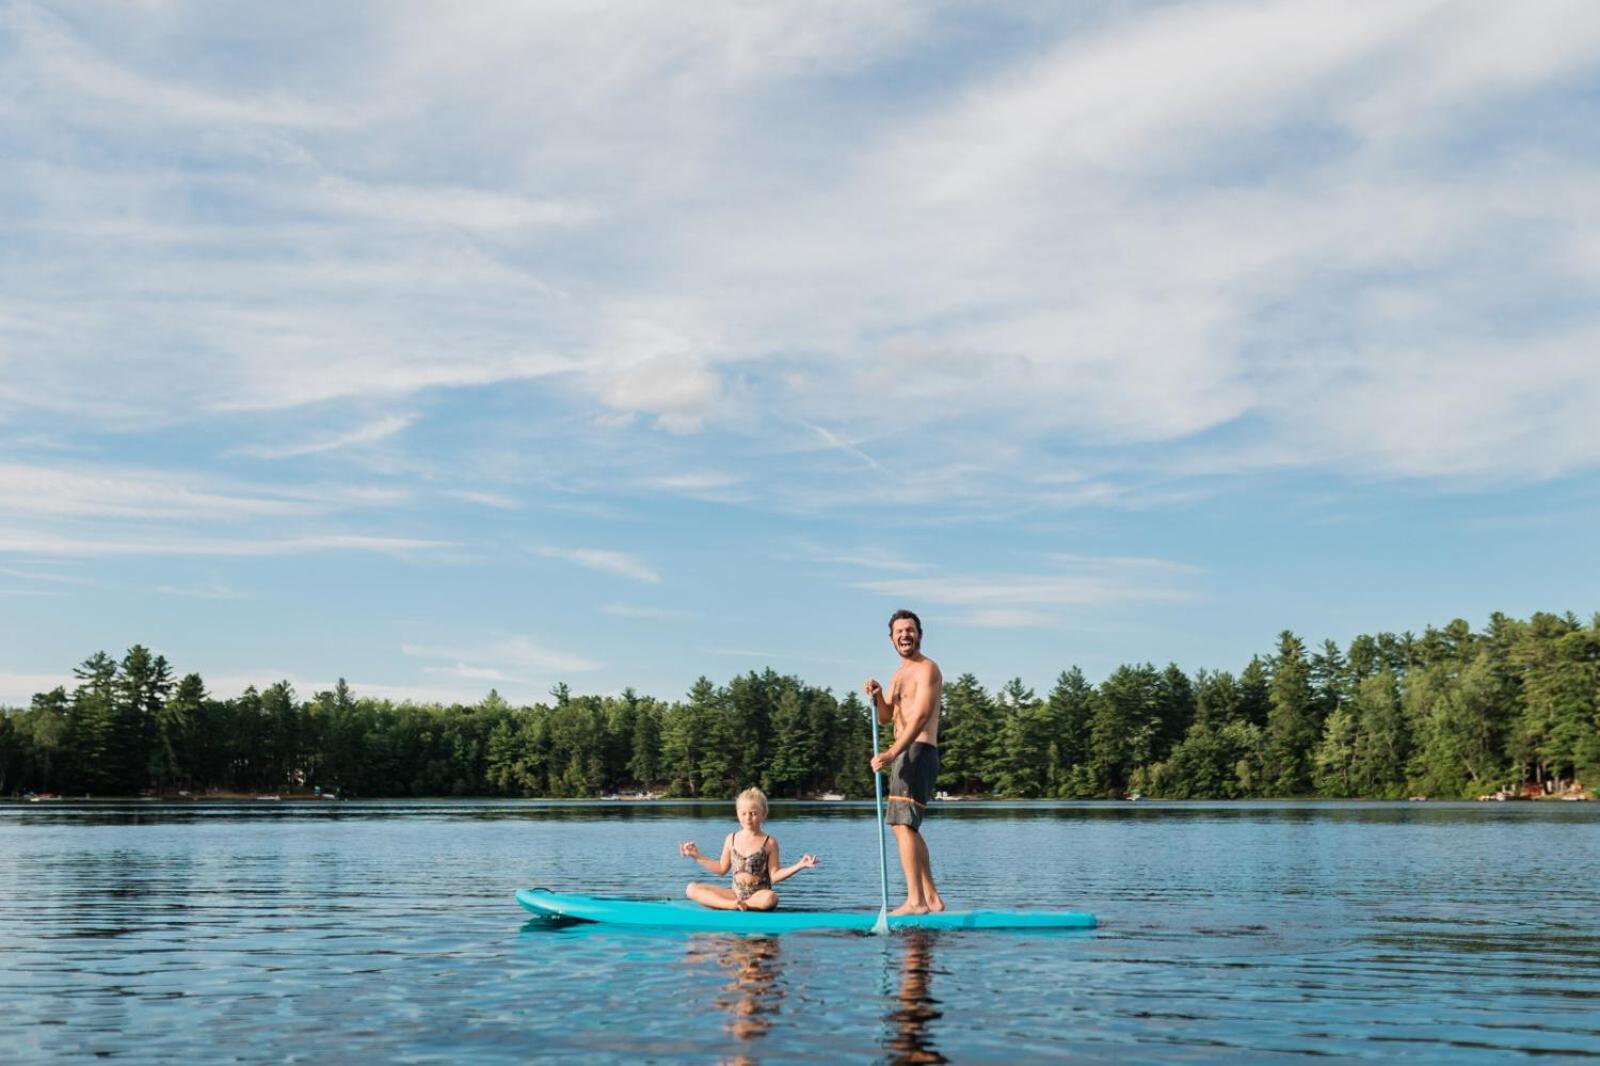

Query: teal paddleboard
516;889;1096;932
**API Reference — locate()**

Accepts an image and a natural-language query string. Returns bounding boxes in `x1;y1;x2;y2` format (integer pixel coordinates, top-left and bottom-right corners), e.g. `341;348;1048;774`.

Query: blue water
2;800;1597;1062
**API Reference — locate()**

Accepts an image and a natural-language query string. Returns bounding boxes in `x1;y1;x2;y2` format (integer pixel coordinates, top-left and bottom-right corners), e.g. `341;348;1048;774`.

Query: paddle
868;686;891;936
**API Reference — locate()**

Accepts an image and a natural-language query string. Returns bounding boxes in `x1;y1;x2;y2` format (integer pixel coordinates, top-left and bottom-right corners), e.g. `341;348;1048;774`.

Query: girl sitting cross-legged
678;787;819;911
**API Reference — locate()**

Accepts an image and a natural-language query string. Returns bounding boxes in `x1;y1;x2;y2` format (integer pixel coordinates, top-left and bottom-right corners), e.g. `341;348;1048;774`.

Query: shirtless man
865;609;944;915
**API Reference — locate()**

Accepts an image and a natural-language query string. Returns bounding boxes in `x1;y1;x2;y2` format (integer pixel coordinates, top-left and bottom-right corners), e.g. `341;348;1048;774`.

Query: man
865;609;944;914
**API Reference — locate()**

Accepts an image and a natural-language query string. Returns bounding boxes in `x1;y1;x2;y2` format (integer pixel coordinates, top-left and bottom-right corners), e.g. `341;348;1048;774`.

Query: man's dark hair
888;609;922;636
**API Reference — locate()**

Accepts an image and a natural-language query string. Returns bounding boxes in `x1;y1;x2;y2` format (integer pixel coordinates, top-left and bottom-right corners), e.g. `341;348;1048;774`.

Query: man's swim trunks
886;742;939;833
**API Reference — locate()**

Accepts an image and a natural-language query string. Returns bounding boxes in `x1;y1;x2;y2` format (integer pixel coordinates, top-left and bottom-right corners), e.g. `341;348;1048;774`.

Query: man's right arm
866;679;892;724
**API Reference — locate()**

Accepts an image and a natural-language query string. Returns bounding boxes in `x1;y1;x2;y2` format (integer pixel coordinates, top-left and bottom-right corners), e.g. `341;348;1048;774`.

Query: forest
2;610;1597;801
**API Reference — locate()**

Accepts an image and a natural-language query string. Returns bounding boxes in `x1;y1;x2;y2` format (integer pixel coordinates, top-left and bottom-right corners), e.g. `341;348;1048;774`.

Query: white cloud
155;580;246;600
402;635;601;677
600;351;723;434
440;489;521;510
6;5;351;131
231;414;414;460
306;176;597;232
858;554;1202;626
0;461;310;520
600;604;699;621
963;609;1056;629
1;0;1597;506
0;531;449;558
704;647;861;668
790;542;931;574
643;472;742;493
533;545;661;584
0;566;96;586
0;671;74;706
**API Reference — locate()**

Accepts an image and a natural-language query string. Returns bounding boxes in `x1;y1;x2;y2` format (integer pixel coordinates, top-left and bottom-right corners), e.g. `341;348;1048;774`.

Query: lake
2;799;1597;1062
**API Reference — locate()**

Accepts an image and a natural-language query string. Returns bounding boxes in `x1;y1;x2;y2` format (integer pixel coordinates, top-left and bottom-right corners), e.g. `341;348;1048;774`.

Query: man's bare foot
891;902;930;916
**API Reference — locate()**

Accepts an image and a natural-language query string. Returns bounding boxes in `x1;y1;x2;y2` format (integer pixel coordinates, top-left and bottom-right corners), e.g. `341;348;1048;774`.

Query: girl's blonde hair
736;787;769;817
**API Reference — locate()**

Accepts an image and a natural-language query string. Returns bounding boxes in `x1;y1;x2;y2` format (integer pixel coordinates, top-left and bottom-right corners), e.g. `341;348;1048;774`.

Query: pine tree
1091;664;1159;796
153;673;204;793
990;678;1045;796
936;674;993;795
68;652;118;794
1352;670;1408;797
1044;668;1095;796
1264;632;1317;795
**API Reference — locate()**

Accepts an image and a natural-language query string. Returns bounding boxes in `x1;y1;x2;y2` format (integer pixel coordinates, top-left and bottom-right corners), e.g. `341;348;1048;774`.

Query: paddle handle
869;688;891;923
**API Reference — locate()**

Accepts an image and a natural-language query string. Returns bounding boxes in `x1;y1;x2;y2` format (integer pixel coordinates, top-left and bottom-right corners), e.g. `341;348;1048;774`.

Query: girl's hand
796;853;819;869
679;841;701;859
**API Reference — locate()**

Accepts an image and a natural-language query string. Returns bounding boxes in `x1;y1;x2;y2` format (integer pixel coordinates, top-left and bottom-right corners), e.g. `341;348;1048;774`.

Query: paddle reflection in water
685;935;785;1061
884;931;946;1065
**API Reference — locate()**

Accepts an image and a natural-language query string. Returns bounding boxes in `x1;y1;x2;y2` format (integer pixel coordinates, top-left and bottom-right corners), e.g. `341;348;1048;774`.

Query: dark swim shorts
885;742;939;833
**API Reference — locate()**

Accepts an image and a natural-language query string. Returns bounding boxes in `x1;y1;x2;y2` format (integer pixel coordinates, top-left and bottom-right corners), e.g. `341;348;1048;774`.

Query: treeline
2;611;1597;800
0;655;875;800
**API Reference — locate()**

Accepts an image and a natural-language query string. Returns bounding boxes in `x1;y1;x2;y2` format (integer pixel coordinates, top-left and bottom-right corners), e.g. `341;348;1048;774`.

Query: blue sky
3;1;1599;707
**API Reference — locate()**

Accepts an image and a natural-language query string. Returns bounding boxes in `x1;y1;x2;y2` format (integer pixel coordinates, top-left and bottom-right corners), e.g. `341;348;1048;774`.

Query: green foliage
3;609;1597;800
935;674;993;795
1265;632;1317;795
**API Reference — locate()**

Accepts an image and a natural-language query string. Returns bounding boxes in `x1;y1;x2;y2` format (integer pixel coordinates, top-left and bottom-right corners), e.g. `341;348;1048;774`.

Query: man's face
891;619;921;659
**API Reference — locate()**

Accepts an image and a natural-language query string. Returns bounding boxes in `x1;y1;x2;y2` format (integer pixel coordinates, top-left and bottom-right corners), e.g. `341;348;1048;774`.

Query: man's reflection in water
885;930;946;1065
687;935;784;1063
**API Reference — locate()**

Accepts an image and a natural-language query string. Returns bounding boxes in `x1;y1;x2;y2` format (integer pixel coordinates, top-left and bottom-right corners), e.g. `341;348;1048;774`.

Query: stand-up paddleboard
517;889;1096;932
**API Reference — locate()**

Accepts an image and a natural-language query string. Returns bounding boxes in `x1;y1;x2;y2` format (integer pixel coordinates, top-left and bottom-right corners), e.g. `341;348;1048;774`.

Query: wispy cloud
857;554;1203;628
231;414;414;460
306;176;597;232
704;647;861;668
6;2;1597;488
441;489;521;510
600;604;699;621
789;542;931;574
0;531;449;558
402;636;601;678
155;580;247;600
533;545;661;584
965;609;1056;629
0;566;96;586
798;420;888;476
0;462;409;520
0;671;74;706
0;461;310;520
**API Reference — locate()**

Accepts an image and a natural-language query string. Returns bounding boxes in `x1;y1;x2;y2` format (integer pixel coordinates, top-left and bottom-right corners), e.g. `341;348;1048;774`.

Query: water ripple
1;800;1597;1062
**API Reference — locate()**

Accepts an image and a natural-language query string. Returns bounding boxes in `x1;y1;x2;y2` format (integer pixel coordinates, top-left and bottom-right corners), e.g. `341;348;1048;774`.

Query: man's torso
889;657;942;746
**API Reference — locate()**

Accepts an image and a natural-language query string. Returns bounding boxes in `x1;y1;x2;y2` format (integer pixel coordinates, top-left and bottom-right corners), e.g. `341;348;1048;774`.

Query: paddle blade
871;907;890;936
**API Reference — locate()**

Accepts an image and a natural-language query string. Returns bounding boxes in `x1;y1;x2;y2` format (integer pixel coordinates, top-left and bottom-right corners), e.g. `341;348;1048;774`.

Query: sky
3;0;1599;708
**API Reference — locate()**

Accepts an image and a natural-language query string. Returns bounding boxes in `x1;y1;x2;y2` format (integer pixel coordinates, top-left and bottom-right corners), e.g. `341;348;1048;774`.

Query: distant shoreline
7;791;1593;804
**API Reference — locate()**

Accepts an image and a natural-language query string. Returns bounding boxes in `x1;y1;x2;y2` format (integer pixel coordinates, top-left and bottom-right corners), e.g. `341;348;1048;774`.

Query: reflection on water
686;935;785;1062
682;927;950;1065
885;931;946;1065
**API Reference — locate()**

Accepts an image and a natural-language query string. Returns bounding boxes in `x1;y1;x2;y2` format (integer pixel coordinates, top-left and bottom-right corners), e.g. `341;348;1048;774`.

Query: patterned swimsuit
729;835;772;901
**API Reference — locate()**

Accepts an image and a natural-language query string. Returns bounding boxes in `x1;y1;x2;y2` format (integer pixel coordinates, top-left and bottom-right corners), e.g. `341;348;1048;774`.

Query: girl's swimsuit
729;835;772;901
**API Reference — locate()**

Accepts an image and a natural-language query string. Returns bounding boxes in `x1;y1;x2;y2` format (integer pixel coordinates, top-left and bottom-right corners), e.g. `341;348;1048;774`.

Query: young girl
679;787;819;911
